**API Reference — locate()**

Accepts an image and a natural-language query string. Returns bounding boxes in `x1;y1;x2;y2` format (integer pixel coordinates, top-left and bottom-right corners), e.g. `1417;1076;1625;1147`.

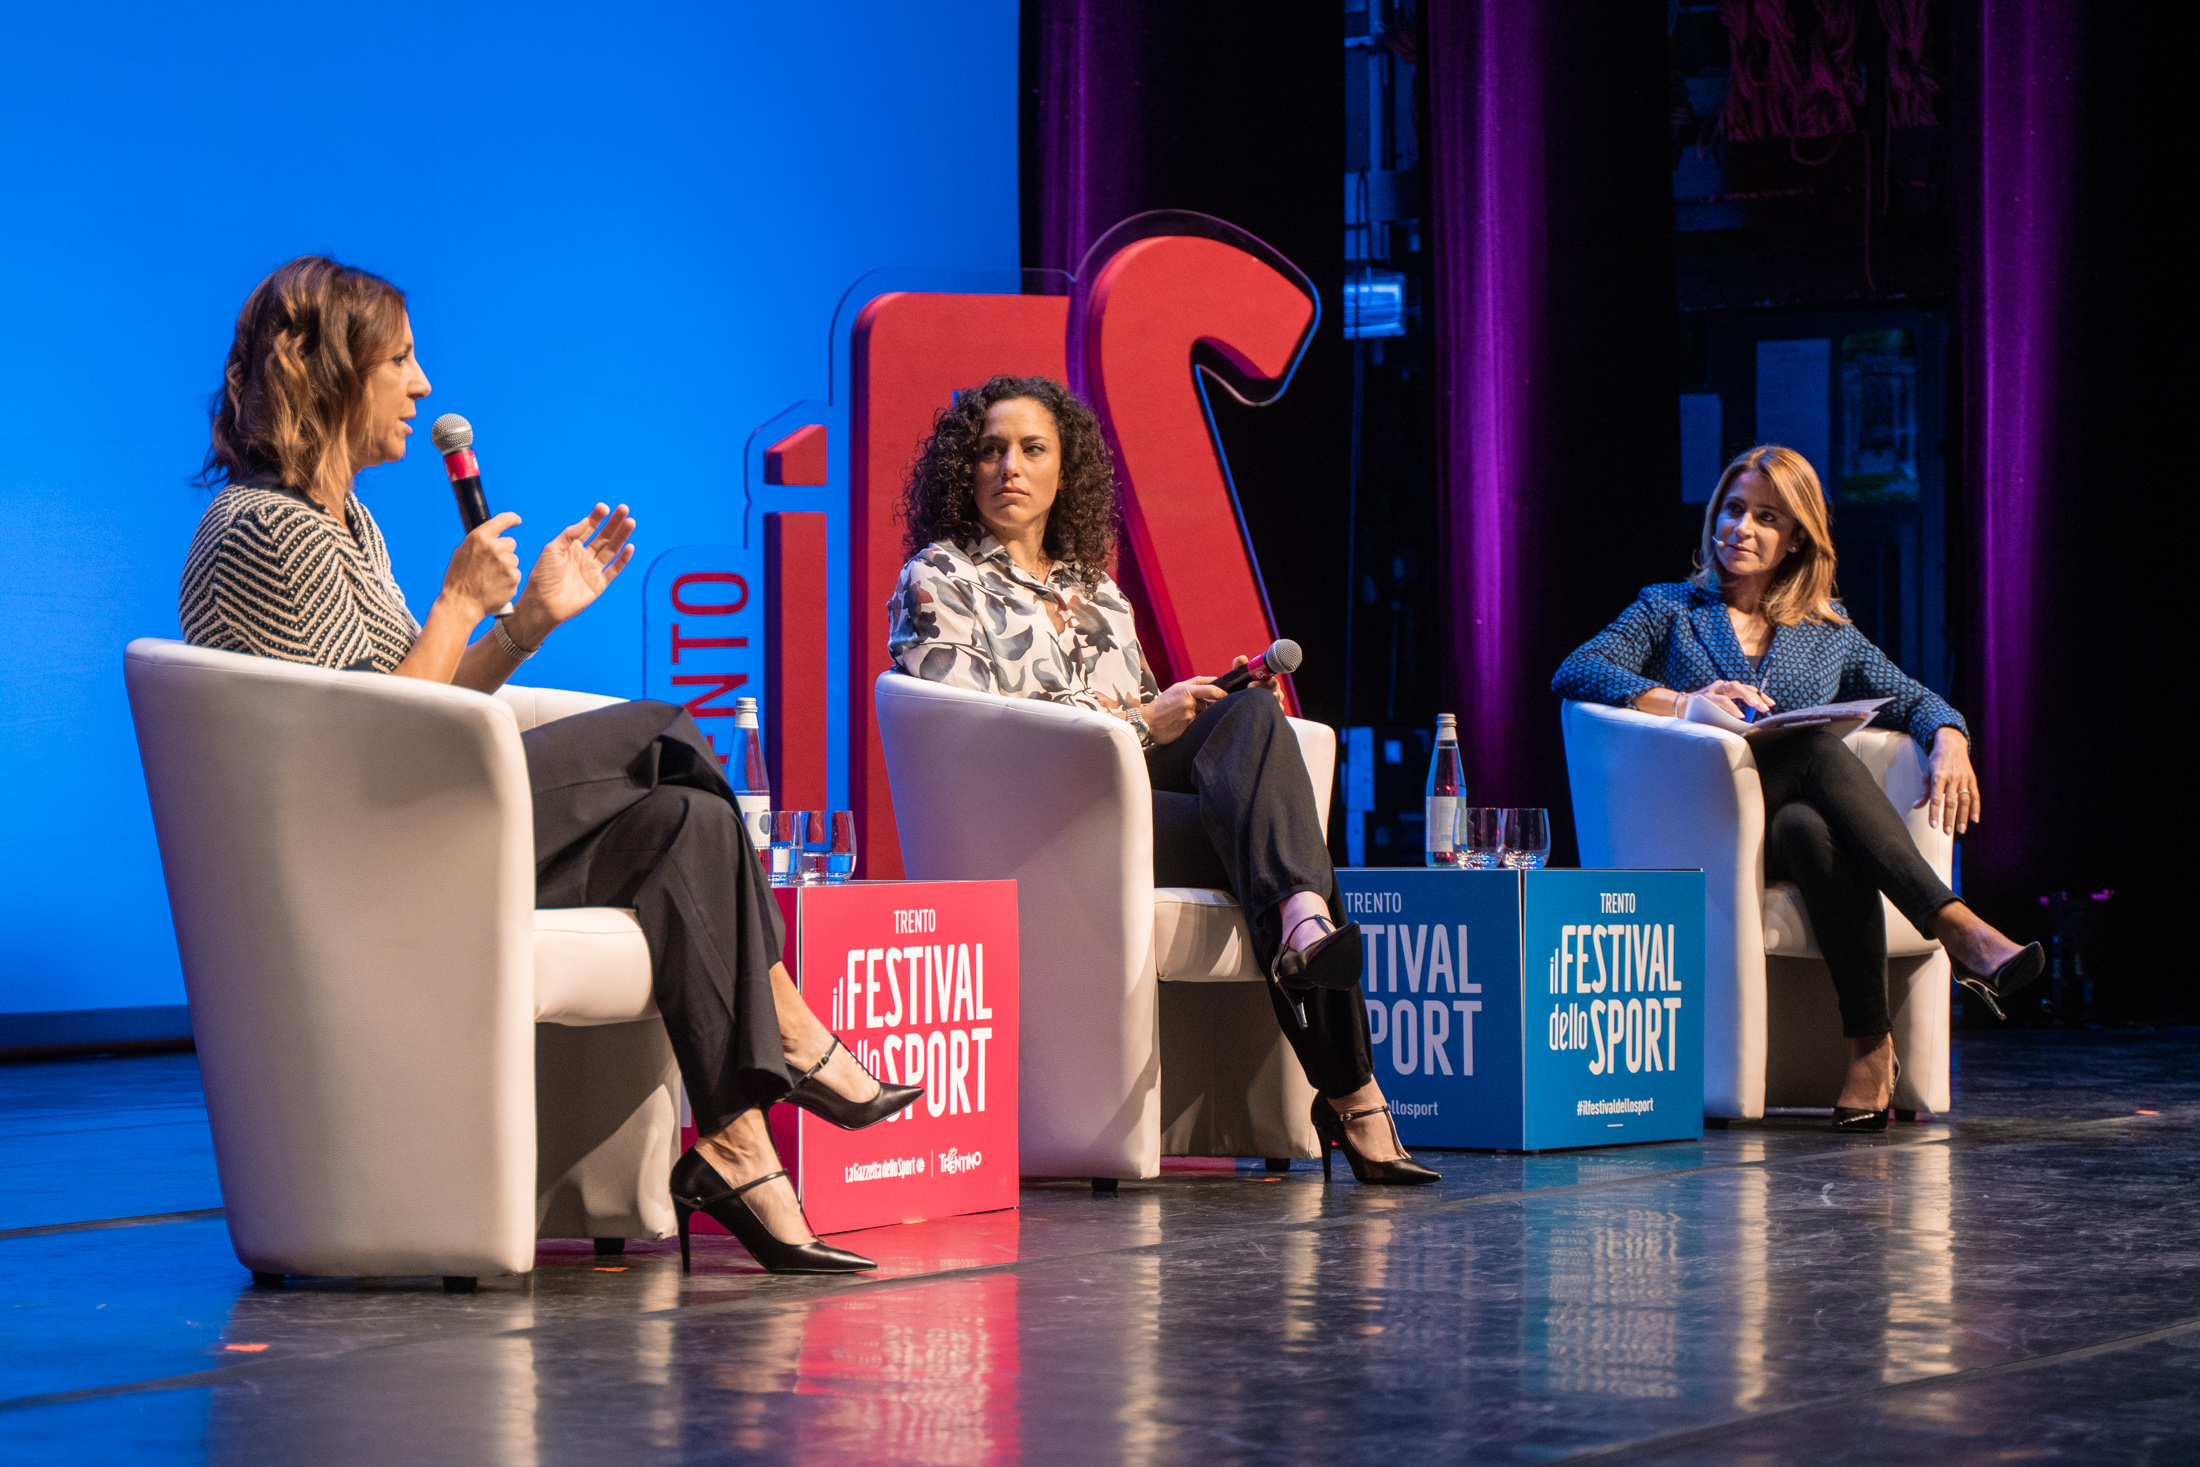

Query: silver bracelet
492;618;540;661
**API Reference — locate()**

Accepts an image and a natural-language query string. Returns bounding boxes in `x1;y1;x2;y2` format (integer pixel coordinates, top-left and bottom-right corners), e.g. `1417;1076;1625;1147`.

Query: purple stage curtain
1023;1;1158;276
1422;2;1675;835
1424;1;1548;807
1954;0;2083;899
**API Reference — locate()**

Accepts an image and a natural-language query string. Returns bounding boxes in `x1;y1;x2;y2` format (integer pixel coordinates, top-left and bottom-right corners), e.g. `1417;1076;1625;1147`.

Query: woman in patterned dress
1552;445;2042;1129
180;256;917;1271
887;374;1437;1184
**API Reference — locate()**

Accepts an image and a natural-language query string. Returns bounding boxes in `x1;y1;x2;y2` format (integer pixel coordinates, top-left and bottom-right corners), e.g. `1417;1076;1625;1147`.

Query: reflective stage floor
4;1028;2198;1464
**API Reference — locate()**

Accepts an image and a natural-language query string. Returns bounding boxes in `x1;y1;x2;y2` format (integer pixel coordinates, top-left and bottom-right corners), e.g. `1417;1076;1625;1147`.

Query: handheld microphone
1213;638;1303;693
429;413;514;619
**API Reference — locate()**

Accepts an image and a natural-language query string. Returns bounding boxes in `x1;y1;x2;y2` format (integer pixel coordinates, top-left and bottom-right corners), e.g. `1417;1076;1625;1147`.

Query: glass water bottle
727;697;771;852
1425;713;1465;868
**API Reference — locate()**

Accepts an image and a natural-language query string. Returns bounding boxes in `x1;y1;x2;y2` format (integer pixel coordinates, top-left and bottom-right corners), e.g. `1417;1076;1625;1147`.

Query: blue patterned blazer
1552;581;1967;748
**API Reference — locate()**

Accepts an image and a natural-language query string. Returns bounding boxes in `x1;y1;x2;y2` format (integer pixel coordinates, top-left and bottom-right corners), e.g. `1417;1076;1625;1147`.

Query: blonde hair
1690;444;1848;626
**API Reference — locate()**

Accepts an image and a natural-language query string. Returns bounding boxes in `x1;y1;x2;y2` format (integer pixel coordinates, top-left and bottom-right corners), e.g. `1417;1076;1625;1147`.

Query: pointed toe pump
1833;1055;1901;1133
670;1148;875;1275
1312;1098;1441;1185
1953;941;2045;1022
783;1035;923;1130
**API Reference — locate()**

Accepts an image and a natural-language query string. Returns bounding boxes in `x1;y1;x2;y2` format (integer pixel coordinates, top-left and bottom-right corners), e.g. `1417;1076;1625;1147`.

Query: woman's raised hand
516;503;638;632
1689;679;1776;720
1144;676;1227;744
442;511;524;621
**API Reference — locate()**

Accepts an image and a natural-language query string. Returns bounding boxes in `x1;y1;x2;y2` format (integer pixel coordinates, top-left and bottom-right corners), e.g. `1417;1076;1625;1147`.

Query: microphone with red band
1212;637;1303;693
428;413;514;619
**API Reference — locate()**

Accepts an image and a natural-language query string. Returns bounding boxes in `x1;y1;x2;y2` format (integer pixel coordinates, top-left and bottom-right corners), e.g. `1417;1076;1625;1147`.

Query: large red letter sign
851;293;1069;877
1081;235;1316;705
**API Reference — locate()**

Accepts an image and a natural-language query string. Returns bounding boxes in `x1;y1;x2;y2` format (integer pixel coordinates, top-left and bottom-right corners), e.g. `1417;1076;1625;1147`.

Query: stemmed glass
1500;808;1550;869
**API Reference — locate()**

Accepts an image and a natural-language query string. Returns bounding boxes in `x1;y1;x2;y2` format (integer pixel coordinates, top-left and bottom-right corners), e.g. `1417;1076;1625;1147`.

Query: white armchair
1560;701;1953;1120
874;673;1337;1182
125;639;676;1288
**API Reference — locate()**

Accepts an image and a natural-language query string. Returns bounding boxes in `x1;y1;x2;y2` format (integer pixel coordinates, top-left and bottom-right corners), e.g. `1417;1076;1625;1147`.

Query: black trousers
1758;728;1960;1038
524;700;788;1136
1146;690;1375;1098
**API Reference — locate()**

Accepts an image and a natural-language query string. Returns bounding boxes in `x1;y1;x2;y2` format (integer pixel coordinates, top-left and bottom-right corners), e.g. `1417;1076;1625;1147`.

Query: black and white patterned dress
179;483;420;672
887;536;1163;744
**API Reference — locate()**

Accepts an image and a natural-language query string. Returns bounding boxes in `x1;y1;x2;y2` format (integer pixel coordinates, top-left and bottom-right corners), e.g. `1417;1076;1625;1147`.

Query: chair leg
250;1271;284;1289
593;1237;627;1257
1090;1178;1118;1196
1264;1158;1291;1175
442;1276;478;1294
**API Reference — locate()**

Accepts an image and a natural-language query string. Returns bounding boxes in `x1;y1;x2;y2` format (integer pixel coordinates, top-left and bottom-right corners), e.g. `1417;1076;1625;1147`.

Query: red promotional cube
685;879;1019;1237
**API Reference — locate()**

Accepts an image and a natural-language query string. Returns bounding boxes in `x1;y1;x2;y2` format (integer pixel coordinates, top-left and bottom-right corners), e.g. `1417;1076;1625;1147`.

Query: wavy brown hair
197;255;408;499
1691;444;1850;626
898;375;1118;579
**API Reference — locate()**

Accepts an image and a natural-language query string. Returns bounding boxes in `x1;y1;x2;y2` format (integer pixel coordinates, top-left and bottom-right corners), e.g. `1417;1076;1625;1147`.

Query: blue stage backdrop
0;2;1017;1031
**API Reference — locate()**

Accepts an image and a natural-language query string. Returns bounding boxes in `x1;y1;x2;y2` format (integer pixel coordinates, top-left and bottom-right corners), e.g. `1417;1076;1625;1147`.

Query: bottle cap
735;697;758;712
1437;713;1457;729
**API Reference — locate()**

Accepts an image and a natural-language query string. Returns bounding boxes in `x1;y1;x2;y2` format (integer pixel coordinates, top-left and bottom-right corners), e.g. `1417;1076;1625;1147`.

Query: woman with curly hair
887;375;1437;1184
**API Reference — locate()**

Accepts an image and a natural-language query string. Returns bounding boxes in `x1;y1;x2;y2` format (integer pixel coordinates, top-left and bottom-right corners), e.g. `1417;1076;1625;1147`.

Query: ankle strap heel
1310;1099;1440;1186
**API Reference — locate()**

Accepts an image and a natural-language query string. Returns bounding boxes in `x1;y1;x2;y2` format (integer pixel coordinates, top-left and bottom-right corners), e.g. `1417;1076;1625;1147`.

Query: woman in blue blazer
1554;446;2042;1130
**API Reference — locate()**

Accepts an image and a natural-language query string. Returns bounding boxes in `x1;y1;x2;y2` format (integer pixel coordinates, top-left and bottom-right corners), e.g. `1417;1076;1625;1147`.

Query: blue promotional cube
1335;868;1704;1151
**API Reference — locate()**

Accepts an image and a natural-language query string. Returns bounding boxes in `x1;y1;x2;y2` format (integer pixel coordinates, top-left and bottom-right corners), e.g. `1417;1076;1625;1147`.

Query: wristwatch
1125;700;1155;748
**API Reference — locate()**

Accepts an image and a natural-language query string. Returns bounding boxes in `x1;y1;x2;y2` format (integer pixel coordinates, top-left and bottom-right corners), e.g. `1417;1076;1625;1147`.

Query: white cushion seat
1760;882;1941;961
533;908;657;1025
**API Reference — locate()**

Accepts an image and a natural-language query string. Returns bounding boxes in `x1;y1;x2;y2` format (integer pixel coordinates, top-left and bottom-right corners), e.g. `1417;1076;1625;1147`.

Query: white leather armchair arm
876;673;1158;1179
495;684;624;731
128;640;540;1278
1562;701;1766;1118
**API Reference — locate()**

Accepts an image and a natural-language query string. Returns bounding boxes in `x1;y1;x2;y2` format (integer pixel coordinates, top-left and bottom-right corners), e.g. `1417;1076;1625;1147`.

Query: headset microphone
429;413;514;619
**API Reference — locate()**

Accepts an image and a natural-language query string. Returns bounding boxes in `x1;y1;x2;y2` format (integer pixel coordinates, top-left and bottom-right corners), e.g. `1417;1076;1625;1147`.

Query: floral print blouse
888;537;1162;746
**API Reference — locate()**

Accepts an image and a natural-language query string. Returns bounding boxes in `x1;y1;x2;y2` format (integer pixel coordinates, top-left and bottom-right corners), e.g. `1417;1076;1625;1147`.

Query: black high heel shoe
670;1148;875;1274
1271;917;1364;1031
1952;941;2045;1022
781;1035;923;1130
1833;1055;1901;1133
1272;917;1364;992
1311;1097;1440;1185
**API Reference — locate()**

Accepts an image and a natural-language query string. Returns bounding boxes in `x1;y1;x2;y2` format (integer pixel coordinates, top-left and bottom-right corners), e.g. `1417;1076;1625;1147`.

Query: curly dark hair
898;375;1119;578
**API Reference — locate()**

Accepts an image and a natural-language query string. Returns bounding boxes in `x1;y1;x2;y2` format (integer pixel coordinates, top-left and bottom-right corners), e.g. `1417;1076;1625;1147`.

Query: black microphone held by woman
429;413;513;618
1211;638;1302;694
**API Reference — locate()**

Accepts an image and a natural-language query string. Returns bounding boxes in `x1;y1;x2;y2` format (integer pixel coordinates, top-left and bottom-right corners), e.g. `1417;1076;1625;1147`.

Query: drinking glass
1501;807;1550;870
1460;807;1505;869
765;810;806;887
825;810;857;884
797;809;831;884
